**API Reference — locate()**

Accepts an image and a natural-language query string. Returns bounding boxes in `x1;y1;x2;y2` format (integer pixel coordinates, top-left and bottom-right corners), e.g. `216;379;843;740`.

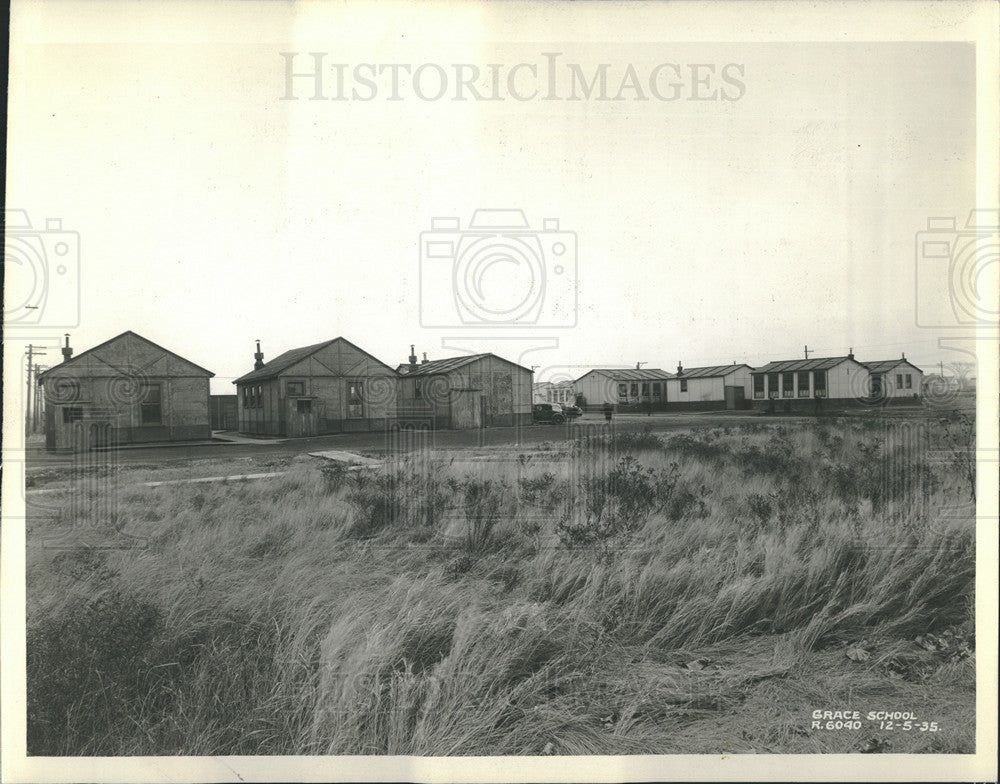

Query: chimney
901;351;906;360
408;344;418;372
61;333;73;363
422;352;429;364
848;347;855;361
676;362;683;376
254;340;265;370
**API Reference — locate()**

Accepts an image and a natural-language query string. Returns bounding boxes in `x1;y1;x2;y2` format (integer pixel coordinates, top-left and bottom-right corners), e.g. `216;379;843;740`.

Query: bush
28;588;162;754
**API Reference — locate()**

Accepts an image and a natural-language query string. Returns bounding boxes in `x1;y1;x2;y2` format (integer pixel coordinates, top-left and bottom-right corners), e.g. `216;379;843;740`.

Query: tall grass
26;416;976;755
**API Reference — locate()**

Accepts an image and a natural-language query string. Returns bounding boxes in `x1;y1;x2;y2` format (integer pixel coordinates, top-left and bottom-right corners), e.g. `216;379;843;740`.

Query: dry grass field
25;412;976;755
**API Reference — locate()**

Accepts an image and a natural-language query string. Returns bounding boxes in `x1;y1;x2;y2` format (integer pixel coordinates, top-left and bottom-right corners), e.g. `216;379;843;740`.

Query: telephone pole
33;364;49;432
804;345;812;360
25;345;48;435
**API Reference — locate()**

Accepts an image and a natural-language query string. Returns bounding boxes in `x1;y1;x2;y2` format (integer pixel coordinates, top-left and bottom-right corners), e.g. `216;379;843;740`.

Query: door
450;390;481;429
287;398;317;437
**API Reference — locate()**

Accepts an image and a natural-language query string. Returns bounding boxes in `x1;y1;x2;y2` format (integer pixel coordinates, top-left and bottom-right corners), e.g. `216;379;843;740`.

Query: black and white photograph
2;1;997;782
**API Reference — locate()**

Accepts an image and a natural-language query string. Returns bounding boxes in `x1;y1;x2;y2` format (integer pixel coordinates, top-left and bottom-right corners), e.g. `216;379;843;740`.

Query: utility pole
32;364;47;432
804;345;812;360
25;345;48;435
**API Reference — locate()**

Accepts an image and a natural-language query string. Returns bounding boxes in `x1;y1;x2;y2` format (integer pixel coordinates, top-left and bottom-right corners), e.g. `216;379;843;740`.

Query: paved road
24;411;787;468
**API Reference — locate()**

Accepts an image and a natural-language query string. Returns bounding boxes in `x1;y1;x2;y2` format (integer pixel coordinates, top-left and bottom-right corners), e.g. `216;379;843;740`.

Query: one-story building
750;353;870;412
665;363;754;410
38;331;213;450
397;348;532;429
234;337;397;436
574;368;673;412
533;380;576;406
863;356;924;403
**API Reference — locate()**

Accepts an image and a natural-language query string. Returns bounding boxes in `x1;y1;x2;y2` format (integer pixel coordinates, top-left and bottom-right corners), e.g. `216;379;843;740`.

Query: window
896;374;903;388
347;381;364;418
767;373;779;398
257;386;262;408
414;380;422;399
296;399;312;414
871;374;883;396
641;382;649;396
797;371;810;397
286;381;305;396
630;383;638;397
140;383;162;425
652;382;661;397
54;379;82;402
618;383;628;398
680;379;688;393
753;374;765;399
62;406;83;423
814;371;827;396
782;372;794;398
904;374;912;389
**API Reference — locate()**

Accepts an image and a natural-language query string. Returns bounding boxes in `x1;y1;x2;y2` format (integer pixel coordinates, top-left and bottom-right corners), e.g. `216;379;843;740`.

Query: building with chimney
573;367;673;411
664;363;754;410
233;337;397;436
37;331;213;450
396;347;533;429
863;355;924;402
750;351;870;411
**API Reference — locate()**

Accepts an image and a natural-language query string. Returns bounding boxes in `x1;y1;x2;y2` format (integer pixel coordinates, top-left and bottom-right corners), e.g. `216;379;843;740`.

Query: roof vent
61;333;73;363
254;340;265;370
676;362;684;376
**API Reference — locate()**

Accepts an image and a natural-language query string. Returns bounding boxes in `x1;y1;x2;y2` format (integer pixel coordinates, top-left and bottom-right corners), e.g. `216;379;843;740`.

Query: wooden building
38;331;213;450
864;356;924;403
574;368;673;412
750;353;870;411
234;338;397;437
397;348;532;429
665;363;753;410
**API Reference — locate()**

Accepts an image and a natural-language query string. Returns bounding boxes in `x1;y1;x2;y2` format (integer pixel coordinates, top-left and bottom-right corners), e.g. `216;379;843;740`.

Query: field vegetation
25;413;976;755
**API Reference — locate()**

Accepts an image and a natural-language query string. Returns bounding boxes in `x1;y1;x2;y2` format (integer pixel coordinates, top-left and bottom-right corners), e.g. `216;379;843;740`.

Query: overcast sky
6;3;985;393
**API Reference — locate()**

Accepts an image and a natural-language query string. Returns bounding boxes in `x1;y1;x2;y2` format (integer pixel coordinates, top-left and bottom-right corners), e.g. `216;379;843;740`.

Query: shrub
27;588;162;754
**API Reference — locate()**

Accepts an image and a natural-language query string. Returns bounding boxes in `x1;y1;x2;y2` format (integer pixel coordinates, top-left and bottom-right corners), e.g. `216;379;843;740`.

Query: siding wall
42;334;211;449
236;339;397;436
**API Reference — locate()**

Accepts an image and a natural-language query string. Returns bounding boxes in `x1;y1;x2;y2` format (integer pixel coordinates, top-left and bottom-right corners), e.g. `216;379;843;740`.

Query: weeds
25;413;977;755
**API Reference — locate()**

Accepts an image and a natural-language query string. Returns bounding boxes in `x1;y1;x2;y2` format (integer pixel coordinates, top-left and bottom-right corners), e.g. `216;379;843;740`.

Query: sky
5;2;988;394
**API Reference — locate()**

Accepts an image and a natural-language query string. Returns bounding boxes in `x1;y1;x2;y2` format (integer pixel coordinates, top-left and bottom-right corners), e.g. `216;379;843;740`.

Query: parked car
562;404;583;418
532;402;566;424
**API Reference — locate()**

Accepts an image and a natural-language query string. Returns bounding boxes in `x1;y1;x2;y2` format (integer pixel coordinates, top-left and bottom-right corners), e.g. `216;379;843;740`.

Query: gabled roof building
666;363;754;410
750;352;870;410
396;346;533;429
233;337;397;436
38;331;213;449
574;367;673;411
